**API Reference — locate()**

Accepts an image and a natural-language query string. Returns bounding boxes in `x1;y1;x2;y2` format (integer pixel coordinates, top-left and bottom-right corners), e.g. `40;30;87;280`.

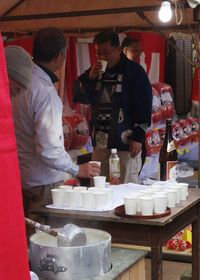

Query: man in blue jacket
74;31;152;183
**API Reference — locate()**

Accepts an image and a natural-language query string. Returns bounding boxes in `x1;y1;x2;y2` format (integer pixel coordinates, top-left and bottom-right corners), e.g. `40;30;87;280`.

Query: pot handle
40;257;67;273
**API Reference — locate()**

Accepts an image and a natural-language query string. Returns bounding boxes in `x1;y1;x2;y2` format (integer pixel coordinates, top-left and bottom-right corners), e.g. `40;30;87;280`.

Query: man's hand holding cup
89;60;108;80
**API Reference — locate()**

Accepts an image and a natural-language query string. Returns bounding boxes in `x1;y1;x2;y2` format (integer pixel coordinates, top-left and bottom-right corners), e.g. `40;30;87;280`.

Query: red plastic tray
114;205;171;219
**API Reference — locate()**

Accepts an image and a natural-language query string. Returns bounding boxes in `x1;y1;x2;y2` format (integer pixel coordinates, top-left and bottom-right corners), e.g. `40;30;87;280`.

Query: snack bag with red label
63;106;89;150
145;129;162;156
178;119;192;146
152;82;175;120
187;117;199;143
172;121;182;146
151;86;163;124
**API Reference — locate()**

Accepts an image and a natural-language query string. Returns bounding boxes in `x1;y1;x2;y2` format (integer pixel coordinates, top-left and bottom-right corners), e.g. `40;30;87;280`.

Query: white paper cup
51;189;65;207
140;196;154;215
169;186;181;203
140;189;154;196
93;176;106;188
124;193;139;215
89;161;101;167
67;189;82;208
94;191;108;210
99;60;108;72
59;185;73;190
73;186;87;191
163;189;176;207
103;188;113;206
150;185;165;192
153;194;167;214
81;190;94;209
179;186;188;201
175;183;189;200
128;192;143;213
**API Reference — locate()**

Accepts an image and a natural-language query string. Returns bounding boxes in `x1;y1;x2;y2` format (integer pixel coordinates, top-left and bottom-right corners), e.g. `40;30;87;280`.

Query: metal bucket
29;228;111;280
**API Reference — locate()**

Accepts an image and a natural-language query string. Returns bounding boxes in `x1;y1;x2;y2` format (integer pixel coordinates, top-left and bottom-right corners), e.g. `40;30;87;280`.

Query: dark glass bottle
159;119;178;181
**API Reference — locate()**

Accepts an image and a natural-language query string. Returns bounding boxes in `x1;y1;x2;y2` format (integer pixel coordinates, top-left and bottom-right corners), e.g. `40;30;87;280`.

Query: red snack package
145;129;161;156
177;240;190;251
178;119;192;146
152;82;175;120
166;239;179;250
187;117;199;143
63;107;89;150
151;86;162;124
172;121;182;146
64;178;80;186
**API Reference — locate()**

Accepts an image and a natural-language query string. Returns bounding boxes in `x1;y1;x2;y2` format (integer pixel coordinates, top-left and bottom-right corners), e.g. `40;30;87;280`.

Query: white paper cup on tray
163;189;176;207
140;196;154;216
73;186;87;191
153;194;167;214
81;190;94;209
169;186;181;203
51;189;65;207
124;193;138;215
67;189;82;208
93;176;106;188
59;185;73;190
175;183;189;200
94;190;108;210
140;189;154;196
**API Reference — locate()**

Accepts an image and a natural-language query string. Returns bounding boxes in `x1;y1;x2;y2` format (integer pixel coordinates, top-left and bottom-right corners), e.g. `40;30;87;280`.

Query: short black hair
93;31;120;47
33;27;67;62
121;37;140;49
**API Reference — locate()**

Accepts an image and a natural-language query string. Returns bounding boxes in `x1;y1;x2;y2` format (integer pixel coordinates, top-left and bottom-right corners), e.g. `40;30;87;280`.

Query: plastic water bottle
109;148;121;185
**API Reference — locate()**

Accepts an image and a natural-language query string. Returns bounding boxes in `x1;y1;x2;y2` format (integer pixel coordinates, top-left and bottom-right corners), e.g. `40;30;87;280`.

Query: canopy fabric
0;0;196;36
0;34;30;280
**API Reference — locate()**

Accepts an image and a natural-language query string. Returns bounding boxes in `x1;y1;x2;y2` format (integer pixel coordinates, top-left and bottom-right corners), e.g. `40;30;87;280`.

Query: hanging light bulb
158;1;173;22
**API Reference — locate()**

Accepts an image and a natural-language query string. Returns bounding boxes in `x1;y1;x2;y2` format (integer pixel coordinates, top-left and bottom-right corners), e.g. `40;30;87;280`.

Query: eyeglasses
125;48;141;55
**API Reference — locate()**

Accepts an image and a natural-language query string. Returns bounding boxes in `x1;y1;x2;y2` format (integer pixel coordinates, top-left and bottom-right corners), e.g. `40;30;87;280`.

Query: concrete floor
145;258;191;280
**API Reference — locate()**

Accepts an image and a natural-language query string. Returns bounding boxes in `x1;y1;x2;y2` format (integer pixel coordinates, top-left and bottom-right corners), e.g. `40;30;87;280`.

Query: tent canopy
0;0;197;36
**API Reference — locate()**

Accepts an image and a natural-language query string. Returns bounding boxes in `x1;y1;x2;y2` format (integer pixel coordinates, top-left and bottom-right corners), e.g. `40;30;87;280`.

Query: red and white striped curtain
66;32;165;108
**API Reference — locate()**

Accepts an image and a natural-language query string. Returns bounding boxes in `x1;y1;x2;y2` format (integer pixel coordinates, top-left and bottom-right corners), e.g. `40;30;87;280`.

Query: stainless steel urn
29;228;111;280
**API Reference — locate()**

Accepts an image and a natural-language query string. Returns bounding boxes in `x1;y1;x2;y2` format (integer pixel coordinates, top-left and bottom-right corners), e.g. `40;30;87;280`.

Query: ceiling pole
0;4;188;22
1;0;26;17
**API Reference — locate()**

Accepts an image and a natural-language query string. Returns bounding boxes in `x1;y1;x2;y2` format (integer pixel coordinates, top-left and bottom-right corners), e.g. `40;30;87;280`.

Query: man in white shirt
5;28;100;219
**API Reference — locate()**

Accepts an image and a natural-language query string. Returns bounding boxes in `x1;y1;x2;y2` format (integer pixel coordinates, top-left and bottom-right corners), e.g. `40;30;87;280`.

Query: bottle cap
111;148;117;153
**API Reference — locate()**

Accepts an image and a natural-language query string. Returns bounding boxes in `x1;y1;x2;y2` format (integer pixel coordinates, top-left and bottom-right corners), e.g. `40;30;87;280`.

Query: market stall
0;1;199;280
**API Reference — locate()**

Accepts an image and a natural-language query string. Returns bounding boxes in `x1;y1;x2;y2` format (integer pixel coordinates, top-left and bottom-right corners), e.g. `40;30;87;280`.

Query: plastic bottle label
166;161;177;180
109;159;120;178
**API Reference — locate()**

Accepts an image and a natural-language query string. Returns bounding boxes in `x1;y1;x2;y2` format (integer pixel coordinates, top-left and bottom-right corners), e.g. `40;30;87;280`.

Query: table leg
192;204;200;280
151;245;162;280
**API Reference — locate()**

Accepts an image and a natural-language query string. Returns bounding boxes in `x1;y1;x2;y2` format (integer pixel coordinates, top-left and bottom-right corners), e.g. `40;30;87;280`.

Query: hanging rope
173;0;183;25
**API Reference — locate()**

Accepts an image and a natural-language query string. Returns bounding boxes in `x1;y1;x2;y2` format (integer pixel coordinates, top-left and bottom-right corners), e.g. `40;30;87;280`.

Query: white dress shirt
11;63;79;188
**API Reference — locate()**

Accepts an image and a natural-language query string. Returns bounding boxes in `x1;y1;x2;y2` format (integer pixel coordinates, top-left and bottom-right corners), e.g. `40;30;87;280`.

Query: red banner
0;35;30;280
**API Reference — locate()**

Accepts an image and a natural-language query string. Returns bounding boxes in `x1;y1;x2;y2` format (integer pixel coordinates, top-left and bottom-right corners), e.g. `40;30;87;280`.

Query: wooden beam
1;0;26;17
0;5;173;22
1;23;197;37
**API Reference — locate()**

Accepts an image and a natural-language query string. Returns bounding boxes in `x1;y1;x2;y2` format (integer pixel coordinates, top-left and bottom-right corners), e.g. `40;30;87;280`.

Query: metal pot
29;228;111;280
